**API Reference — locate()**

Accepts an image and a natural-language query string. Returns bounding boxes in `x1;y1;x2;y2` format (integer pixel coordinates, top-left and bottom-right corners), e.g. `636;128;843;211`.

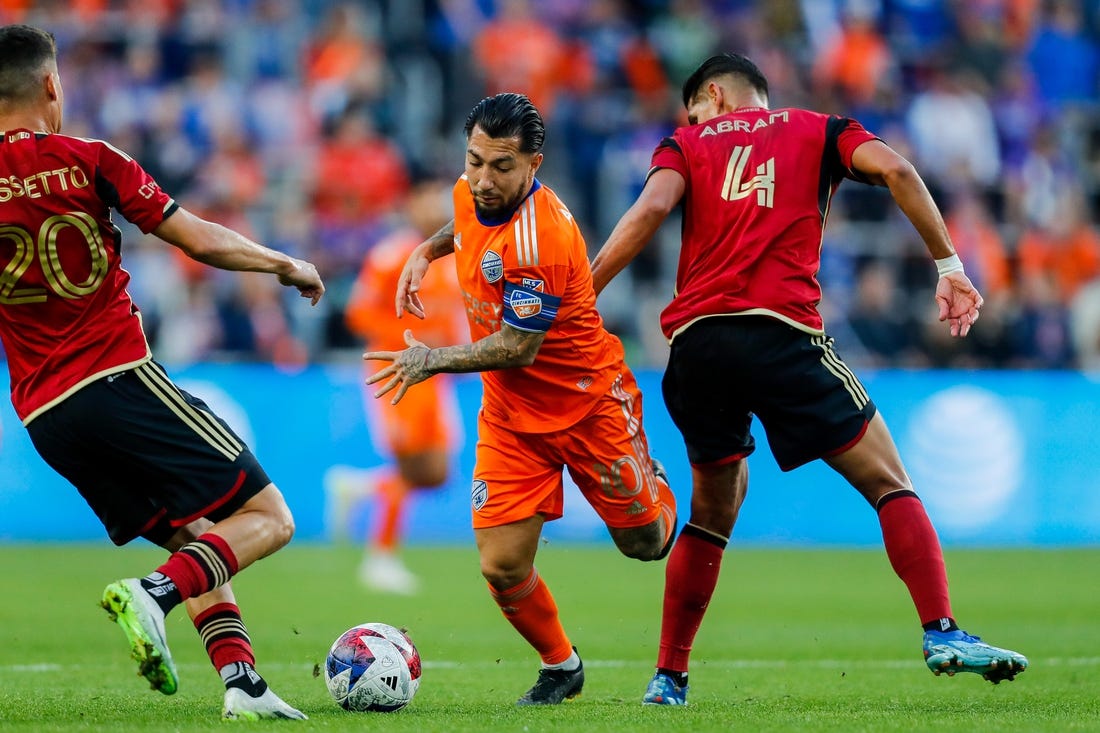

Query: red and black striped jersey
648;107;878;341
0;129;176;423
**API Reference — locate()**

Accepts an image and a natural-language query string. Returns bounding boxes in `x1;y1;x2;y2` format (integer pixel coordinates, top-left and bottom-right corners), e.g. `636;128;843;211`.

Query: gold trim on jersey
21;354;153;425
667;309;825;344
134;362;243;461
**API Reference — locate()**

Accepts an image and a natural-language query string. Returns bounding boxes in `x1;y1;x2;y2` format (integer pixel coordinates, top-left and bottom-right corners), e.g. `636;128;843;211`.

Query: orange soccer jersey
451;177;626;433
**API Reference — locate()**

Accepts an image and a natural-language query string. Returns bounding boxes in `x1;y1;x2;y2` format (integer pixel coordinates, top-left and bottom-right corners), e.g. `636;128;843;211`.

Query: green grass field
0;543;1096;732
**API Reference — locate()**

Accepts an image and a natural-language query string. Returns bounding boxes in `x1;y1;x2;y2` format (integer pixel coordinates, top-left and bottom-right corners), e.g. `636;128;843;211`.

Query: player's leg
636;319;759;705
567;370;678;561
825;414;1028;683
101;483;295;695
71;363;307;704
476;516;584;705
148;517;305;720
361;378;454;593
472;418;583;705
641;458;747;706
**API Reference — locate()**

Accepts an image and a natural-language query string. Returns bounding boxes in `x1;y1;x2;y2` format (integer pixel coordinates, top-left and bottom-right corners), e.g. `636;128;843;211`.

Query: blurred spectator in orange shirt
308;108;410;278
812;3;893;106
303;2;387;123
945;190;1012;299
472;0;571;115
1016;187;1100;303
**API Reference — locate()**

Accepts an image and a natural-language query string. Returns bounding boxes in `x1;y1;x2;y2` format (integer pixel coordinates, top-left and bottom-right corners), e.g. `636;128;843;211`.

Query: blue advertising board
1;364;1098;546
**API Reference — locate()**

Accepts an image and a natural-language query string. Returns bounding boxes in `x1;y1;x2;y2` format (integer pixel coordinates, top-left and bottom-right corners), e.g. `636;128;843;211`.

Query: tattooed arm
365;325;546;404
396;219;456;319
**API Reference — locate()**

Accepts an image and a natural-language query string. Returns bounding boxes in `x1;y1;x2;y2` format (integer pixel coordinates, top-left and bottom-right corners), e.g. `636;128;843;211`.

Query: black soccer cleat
515;650;584;705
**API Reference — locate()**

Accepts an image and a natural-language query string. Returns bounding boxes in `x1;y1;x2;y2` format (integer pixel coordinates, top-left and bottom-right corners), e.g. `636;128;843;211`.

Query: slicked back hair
463;93;545;154
0;25;57;105
682;53;769;108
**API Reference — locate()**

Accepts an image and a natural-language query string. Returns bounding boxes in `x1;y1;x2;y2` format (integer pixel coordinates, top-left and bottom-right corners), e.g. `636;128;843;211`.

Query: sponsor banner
1;365;1098;546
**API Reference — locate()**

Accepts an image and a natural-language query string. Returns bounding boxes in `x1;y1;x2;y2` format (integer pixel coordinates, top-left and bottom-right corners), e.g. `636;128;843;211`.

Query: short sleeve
94;141;177;234
646;135;688;183
833;117;880;170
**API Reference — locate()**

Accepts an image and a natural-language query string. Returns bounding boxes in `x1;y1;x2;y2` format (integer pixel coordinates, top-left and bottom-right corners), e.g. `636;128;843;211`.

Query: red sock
156;533;239;601
193;602;255;669
877;492;953;624
657;524;726;672
490;568;572;665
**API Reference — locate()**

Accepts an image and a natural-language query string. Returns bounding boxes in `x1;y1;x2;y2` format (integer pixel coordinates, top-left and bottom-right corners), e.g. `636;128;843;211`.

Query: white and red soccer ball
324;622;422;712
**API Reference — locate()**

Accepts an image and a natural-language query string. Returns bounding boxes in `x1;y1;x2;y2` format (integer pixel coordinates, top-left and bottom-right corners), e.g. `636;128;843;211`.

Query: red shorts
471;370;664;530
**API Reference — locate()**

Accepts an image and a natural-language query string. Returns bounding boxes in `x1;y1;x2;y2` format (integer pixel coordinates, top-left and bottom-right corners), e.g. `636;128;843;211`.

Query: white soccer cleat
359;552;419;595
223;686;308;721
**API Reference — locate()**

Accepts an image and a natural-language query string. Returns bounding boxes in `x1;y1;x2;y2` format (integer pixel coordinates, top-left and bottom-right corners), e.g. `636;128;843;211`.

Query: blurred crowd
2;0;1099;370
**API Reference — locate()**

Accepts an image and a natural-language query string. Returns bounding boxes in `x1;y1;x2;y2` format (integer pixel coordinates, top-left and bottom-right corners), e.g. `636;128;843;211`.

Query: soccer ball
323;622;422;712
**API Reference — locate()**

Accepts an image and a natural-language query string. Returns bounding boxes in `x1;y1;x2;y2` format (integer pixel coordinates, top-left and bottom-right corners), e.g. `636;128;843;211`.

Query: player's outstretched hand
935;270;984;338
278;258;325;305
395;248;432;320
364;330;433;405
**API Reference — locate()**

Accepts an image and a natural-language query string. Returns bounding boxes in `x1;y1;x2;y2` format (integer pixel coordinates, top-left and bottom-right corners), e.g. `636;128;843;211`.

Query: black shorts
662;316;877;471
26;361;272;546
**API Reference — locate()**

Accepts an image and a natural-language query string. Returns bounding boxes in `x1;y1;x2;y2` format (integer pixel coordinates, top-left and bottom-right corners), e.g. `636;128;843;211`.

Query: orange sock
656;473;677;549
490;568;572;665
372;473;409;552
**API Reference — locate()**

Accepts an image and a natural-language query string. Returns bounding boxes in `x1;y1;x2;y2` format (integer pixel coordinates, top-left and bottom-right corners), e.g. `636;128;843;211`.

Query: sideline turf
0;544;1096;732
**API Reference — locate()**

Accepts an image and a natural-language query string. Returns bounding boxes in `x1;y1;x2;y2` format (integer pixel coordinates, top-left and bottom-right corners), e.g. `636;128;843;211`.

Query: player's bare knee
269;506;296;548
405;467;448;489
610;524;666;562
479;559;531;591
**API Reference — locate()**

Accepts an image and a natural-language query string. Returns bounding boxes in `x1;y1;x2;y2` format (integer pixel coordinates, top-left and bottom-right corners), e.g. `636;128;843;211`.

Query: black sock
922;617;959;633
219;661;268;697
657;668;688;688
139;572;182;615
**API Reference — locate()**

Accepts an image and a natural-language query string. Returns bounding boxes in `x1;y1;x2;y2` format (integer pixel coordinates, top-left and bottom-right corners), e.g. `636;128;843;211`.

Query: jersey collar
474;178;542;227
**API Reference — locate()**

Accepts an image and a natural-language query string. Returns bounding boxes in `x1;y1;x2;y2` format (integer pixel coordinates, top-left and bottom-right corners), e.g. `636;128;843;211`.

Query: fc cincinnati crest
481;250;503;283
471;480;489;511
510;291;542;319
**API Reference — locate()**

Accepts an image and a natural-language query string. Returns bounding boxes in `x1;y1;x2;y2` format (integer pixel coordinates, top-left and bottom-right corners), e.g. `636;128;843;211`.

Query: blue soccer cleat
923;629;1028;684
642;672;688;705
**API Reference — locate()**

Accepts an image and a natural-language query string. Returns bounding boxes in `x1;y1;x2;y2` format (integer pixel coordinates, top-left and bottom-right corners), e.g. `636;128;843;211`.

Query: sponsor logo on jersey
481;250;503;283
521;277;544;292
471;479;489;511
509;292;542;319
577;376;593;390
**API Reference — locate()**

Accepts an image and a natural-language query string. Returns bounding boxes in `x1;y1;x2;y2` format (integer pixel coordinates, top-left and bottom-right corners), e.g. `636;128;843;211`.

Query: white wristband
935;254;964;277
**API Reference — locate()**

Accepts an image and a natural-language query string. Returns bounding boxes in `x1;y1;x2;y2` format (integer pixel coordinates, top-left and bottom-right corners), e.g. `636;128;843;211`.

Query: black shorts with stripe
27;361;272;546
662;316;877;471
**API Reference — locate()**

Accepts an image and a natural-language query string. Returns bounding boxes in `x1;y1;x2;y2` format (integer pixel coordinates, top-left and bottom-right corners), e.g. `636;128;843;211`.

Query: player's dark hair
682;53;769;108
0;25;57;104
463;93;545;154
